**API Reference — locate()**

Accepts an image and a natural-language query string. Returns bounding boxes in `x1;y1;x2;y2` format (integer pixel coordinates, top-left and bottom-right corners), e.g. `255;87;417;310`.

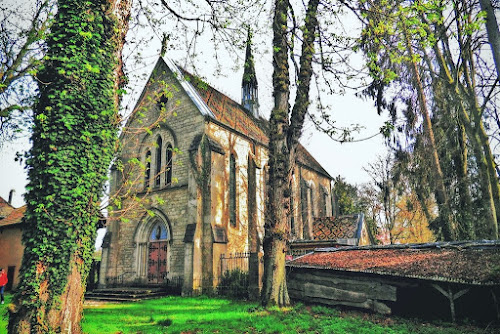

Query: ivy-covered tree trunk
8;0;130;332
262;0;319;307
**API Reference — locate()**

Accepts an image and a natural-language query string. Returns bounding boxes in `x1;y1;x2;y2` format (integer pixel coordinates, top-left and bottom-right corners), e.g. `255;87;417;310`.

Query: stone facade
99;57;334;294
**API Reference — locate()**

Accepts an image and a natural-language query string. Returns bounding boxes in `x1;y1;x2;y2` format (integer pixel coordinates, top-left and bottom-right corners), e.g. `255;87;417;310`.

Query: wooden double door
147;241;168;284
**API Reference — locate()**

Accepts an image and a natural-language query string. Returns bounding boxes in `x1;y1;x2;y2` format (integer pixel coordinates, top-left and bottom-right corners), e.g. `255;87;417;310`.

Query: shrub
217;269;249;299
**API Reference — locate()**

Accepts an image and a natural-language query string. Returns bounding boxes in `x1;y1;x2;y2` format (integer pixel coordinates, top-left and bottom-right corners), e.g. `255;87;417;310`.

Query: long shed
286;241;500;322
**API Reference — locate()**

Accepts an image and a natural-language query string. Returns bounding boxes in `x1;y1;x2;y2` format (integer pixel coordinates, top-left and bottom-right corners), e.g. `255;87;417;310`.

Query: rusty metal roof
287;241;500;286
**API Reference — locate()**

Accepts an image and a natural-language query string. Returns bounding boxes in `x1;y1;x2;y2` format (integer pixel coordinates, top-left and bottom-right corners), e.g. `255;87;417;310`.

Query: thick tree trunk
8;257;85;333
475;120;500;239
262;0;292;307
262;0;319;307
8;0;130;332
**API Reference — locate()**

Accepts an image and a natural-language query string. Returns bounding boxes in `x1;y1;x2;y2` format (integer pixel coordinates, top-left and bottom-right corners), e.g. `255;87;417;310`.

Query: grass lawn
0;293;12;333
0;294;495;333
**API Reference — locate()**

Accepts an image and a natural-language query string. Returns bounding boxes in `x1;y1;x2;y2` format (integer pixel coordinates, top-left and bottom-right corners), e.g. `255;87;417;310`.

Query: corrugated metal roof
287;241;500;286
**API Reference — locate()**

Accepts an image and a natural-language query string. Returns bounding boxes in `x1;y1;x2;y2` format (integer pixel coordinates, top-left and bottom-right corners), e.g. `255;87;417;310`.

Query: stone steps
85;287;170;302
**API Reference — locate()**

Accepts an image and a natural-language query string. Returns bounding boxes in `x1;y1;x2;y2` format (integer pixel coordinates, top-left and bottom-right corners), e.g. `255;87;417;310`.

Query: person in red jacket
0;268;7;304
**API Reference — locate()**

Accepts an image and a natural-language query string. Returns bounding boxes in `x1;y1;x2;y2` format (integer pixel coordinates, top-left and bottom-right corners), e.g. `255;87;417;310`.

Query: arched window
155;136;162;187
229;154;237;227
165;143;173;186
150;221;168;241
145;150;151;188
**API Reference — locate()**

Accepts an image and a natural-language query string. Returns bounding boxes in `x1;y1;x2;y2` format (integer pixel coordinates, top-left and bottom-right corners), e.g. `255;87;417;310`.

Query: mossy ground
0;294;495;333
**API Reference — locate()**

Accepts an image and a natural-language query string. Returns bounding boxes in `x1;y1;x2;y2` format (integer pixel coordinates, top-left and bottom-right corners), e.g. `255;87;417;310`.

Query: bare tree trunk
479;0;500;78
429;12;499;239
454;123;475;239
262;0;319;307
262;0;292;307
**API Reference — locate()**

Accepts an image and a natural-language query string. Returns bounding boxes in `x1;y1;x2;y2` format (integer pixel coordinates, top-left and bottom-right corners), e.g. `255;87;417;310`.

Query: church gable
116;58;208;194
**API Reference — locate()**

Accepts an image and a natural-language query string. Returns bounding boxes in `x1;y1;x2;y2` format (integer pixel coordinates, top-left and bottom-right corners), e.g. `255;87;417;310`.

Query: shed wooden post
431;284;469;323
491;289;500;320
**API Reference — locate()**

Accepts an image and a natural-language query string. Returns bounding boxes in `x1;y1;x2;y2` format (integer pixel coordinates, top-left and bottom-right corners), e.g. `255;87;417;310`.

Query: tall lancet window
145;150;151;188
155;136;162;187
229;154;237;227
165;143;173;186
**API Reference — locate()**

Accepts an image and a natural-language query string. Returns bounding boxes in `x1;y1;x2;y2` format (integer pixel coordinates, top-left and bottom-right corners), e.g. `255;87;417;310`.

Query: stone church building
99;45;335;294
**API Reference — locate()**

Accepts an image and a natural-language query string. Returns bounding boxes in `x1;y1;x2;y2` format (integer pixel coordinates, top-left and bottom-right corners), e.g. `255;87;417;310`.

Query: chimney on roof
8;189;15;205
241;28;259;118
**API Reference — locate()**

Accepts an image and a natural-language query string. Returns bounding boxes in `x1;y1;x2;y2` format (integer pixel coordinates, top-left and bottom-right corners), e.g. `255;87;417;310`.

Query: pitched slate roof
165;58;332;180
287;241;500;286
313;215;363;240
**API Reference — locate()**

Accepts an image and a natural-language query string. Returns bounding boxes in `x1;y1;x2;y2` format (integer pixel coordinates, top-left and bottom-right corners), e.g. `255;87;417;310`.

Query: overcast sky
0;1;390;209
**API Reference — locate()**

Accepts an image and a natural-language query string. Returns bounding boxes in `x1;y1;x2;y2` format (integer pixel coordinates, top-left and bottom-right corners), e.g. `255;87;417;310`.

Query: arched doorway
147;220;169;284
133;210;171;285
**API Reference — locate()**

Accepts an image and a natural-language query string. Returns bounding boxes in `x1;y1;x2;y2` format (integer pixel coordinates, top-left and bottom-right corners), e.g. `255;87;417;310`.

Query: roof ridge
314;240;500;253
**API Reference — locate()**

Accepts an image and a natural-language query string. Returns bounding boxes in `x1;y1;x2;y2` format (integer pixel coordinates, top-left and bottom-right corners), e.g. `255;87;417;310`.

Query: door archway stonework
132;209;171;284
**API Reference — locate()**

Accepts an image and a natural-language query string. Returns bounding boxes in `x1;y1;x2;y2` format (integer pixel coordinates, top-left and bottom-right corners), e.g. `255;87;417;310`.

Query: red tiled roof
0;196;13;209
181;69;269;145
313;215;361;240
0;196;14;219
287;241;500;285
0;205;26;227
180;67;332;180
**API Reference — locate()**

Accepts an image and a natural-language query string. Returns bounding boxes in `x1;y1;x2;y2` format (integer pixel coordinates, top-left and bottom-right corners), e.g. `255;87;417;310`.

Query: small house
0;195;26;290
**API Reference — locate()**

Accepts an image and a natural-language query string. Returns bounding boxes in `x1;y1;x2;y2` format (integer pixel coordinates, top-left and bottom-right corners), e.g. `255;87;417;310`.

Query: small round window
150;221;168;241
